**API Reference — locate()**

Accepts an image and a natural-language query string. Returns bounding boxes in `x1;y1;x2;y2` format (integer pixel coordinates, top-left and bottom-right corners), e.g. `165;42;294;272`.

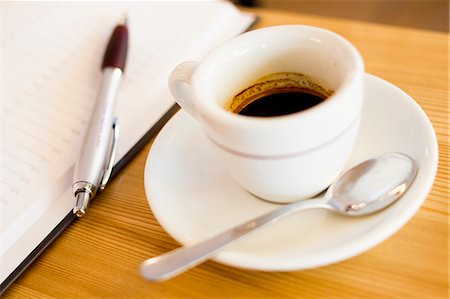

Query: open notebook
1;1;255;290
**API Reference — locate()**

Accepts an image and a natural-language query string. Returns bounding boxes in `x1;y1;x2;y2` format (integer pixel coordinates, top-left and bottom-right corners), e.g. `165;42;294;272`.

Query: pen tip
73;208;86;217
73;191;90;218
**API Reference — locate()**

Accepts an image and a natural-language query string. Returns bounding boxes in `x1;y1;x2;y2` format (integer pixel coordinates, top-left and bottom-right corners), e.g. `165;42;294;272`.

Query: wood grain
4;8;448;299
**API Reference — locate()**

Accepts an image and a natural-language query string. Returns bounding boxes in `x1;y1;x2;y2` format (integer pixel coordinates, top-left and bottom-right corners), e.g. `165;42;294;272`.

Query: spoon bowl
328;153;417;216
141;152;417;282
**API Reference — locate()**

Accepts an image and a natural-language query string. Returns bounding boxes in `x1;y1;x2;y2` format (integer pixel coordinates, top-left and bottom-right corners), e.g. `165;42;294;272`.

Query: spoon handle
140;198;330;282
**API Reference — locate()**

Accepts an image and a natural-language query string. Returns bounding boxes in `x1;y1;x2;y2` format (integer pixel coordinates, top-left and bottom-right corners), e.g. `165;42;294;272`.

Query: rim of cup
191;25;365;128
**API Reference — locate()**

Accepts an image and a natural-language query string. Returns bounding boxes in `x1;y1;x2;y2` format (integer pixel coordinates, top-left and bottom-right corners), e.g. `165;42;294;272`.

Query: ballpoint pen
72;16;128;217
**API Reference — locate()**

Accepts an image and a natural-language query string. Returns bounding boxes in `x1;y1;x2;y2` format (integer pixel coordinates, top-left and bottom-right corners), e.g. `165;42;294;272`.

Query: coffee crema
226;72;334;117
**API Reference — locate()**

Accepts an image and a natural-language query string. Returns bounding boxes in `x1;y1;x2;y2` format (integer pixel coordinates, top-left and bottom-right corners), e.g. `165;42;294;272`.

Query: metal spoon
141;152;417;282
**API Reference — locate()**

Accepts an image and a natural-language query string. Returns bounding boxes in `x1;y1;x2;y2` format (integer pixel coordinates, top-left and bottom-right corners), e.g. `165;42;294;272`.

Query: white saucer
144;73;438;271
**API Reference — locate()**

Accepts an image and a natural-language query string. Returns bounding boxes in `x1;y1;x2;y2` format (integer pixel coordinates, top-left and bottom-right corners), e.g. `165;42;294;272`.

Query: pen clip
100;118;119;191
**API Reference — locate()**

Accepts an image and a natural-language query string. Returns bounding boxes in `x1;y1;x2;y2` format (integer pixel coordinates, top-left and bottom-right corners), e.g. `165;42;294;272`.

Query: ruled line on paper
30;94;89;122
1;180;21;195
2;149;40;171
1;164;31;184
5;107;76;140
7;122;59;148
1;196;11;207
3;136;48;160
22;104;81;132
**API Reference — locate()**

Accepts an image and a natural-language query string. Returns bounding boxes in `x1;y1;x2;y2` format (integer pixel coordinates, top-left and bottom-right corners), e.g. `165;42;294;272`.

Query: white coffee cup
169;25;364;203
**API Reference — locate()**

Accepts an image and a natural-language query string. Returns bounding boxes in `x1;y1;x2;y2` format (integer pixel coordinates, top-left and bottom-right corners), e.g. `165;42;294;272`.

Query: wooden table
5;8;448;298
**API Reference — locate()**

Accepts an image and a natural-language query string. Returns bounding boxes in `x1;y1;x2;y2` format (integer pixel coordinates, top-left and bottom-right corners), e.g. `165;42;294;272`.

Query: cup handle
169;61;199;119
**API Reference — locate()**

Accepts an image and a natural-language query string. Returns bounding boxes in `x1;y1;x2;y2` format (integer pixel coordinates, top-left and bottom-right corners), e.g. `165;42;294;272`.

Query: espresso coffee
238;90;325;117
226;72;333;117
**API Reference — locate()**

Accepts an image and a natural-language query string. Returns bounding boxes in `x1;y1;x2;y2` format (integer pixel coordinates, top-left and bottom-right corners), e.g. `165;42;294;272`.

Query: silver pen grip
73;67;122;214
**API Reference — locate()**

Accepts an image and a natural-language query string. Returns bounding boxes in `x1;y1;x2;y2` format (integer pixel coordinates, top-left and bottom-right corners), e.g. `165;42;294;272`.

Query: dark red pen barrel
102;24;128;71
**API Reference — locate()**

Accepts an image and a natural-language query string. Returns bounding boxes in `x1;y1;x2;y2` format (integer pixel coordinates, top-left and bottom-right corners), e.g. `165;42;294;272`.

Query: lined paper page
1;1;254;283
